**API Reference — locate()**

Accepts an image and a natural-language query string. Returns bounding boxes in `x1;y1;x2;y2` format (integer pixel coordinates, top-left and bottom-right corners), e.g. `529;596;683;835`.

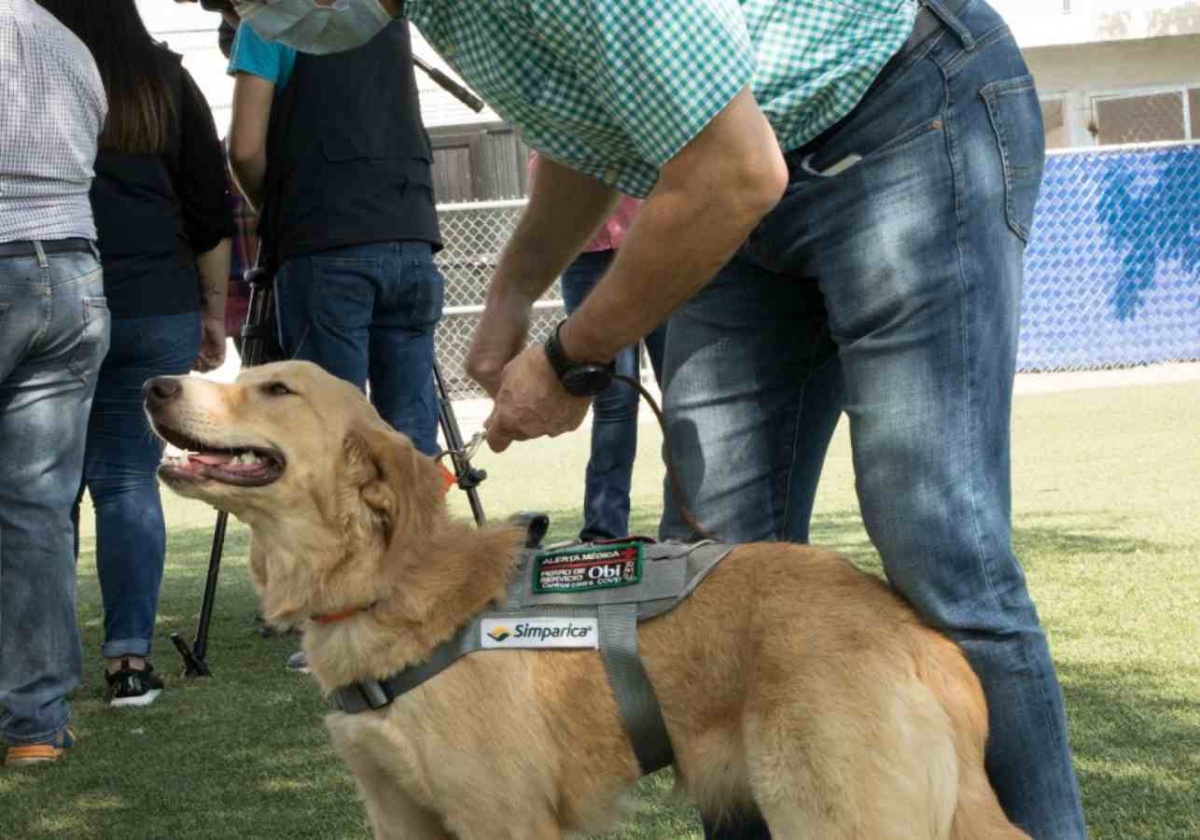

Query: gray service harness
330;539;733;775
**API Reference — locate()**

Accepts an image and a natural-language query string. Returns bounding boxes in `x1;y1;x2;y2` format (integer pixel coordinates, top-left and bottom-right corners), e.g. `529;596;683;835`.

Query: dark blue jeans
275;241;444;455
560;250;666;540
663;2;1086;838
77;312;200;659
0;246;108;745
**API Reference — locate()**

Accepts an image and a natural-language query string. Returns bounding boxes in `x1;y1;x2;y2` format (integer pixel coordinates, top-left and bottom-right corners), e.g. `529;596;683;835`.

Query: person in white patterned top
0;0;110;767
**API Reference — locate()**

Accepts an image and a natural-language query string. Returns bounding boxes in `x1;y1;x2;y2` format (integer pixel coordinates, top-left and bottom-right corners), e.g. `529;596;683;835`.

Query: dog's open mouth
155;424;285;488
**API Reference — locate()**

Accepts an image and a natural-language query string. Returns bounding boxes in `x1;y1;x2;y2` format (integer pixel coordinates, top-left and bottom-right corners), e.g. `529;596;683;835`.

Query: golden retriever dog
145;360;1028;840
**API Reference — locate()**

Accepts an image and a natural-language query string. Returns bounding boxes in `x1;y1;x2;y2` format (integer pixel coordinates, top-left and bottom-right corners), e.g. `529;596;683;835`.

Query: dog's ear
341;423;403;539
339;422;445;545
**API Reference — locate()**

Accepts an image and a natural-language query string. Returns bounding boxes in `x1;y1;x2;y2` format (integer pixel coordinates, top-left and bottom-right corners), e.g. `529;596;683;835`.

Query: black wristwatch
543;321;615;397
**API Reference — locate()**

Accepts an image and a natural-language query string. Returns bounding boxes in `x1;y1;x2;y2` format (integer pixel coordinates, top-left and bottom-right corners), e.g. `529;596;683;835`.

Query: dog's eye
262;381;295;397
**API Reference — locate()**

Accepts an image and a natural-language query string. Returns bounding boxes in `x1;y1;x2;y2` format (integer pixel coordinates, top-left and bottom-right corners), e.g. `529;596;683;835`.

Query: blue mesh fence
434;144;1200;396
1020;142;1200;371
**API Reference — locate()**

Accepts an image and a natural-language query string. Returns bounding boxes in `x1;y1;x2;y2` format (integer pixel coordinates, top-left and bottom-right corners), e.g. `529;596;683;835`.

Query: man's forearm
488;157;619;308
560;89;787;363
558;191;753;364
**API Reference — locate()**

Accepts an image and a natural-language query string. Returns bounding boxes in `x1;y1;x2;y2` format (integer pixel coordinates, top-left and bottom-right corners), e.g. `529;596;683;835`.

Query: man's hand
194;315;227;373
466;157;619;394
483;344;590;452
465;294;531;396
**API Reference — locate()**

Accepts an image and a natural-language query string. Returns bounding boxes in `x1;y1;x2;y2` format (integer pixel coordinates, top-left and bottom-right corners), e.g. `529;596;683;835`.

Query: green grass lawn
2;380;1198;839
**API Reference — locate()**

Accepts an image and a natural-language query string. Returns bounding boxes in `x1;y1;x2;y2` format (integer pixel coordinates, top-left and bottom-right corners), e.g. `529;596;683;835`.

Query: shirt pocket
981;75;1047;243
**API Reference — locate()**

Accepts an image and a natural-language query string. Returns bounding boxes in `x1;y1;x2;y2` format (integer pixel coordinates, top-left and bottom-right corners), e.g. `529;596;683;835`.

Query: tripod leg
174;267;279;678
174;509;227;678
433;361;488;526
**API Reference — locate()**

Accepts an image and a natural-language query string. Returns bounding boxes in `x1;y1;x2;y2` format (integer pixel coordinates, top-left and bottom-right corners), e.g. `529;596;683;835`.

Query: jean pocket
981;75;1046;242
0;300;10;330
67;296;111;382
401;245;445;328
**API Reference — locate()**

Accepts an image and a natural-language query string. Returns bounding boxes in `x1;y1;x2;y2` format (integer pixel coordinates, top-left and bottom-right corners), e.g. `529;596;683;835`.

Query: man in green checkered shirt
234;1;1087;837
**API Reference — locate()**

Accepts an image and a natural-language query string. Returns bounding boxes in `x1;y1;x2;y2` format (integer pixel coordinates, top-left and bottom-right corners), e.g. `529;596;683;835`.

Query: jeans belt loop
921;0;974;51
33;240;49;269
88;241;101;263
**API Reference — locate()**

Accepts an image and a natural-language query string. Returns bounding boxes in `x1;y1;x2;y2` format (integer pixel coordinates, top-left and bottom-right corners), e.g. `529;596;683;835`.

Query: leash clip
438;430;485;463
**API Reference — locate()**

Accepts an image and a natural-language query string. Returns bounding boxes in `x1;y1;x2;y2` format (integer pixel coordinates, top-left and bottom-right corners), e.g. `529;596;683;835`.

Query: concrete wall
1025;34;1200;147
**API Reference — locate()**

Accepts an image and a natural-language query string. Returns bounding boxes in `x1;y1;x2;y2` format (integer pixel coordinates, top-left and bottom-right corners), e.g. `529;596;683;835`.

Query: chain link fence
434;142;1200;396
1020;141;1200;371
1091;92;1190;147
434;199;564;398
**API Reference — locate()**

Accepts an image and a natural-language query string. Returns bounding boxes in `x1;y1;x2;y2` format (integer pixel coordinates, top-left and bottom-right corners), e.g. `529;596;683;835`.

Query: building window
1091;91;1187;146
1041;99;1068;150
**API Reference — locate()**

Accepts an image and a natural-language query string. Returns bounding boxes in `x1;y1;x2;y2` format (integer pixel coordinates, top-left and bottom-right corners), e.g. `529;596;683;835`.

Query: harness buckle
358;680;392;710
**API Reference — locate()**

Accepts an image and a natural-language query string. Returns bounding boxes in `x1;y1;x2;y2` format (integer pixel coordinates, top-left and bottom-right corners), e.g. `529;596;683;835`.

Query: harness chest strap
330;540;734;776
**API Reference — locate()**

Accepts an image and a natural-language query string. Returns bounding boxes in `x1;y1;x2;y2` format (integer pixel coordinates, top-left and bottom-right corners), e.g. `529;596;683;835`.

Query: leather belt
875;0;968;88
0;238;93;259
785;0;971;170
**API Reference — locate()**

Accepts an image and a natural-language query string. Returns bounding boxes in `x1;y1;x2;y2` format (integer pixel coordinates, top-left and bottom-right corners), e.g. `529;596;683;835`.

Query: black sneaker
105;660;164;708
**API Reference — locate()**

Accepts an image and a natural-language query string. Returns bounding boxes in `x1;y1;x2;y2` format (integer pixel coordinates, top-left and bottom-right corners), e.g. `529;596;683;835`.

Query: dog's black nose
143;377;183;408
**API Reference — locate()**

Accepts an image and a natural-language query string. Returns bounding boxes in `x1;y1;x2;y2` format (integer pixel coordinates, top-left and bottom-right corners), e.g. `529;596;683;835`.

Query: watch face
563;365;614;397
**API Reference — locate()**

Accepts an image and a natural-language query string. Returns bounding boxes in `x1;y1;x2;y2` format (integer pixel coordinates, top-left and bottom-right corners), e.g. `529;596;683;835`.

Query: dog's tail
919;633;1033;840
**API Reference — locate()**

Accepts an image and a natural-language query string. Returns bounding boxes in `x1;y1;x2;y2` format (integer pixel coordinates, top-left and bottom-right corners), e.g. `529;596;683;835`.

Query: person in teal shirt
227;18;295;89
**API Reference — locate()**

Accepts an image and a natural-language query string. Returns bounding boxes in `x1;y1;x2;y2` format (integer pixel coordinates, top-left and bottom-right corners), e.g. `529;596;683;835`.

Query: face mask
232;0;393;55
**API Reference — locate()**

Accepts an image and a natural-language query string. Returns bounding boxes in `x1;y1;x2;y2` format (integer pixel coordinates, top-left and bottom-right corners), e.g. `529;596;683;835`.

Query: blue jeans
0;246;108;745
662;2;1087;838
275;241;444;455
560;251;666;540
76;313;201;659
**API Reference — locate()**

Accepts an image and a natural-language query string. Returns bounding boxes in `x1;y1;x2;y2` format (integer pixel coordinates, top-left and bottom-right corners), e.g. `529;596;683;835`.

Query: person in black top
227;17;444;457
40;0;235;707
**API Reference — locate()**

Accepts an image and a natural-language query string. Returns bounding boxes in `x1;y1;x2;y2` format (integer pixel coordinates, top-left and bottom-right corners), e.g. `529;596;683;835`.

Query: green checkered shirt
405;0;917;197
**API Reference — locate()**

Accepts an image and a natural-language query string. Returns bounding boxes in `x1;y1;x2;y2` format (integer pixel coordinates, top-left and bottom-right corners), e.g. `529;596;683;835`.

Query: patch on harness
481;618;599;649
533;542;643;594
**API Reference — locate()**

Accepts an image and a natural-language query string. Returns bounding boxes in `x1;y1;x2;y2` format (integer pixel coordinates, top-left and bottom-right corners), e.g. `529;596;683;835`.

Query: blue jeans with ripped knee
661;2;1087;838
0;247;108;745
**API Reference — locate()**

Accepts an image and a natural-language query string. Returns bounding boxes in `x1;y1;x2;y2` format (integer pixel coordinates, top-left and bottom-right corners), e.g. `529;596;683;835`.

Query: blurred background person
226;16;444;455
0;0;107;764
178;1;256;360
41;0;234;707
528;154;666;542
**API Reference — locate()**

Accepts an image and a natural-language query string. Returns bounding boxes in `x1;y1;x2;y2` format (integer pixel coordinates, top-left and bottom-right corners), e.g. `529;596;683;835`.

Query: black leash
435;372;714;541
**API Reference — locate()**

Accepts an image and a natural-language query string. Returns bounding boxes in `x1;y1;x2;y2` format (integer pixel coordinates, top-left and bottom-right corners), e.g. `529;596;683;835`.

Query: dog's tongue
189;452;234;466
